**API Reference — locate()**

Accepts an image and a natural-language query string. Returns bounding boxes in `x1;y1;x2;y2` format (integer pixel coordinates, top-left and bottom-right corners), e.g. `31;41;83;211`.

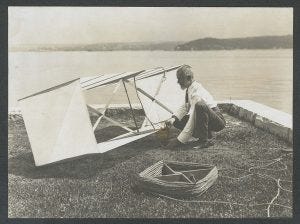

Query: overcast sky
9;7;293;45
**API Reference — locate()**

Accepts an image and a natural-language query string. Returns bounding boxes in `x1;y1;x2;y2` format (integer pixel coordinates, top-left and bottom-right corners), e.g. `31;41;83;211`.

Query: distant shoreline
10;35;292;52
9;48;293;53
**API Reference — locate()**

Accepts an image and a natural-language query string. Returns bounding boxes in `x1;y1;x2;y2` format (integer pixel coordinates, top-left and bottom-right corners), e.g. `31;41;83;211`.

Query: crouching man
166;65;226;149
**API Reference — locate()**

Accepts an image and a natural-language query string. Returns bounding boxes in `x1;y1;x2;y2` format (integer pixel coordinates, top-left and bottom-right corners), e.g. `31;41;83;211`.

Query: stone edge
217;102;292;144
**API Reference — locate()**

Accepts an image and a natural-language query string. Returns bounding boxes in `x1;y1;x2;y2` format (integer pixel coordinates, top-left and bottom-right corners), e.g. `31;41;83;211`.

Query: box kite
18;65;185;166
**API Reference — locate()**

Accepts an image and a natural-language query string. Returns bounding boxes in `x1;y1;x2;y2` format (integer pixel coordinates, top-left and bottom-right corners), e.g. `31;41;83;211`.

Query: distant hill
175;35;293;51
10;41;184;52
10;35;293;52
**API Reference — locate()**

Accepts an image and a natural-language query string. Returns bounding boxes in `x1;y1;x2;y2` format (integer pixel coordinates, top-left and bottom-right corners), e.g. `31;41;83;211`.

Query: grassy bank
8;112;292;218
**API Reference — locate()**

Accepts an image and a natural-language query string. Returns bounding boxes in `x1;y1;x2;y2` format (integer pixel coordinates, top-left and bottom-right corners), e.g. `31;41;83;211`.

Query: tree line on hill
10;35;292;52
175;35;292;51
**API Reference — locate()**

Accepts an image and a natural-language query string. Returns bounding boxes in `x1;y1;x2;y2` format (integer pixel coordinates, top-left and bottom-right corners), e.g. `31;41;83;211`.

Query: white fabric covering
19;80;98;166
135;70;185;123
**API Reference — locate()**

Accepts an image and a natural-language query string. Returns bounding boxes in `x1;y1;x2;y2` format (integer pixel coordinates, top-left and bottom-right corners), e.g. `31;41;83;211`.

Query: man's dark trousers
173;101;226;141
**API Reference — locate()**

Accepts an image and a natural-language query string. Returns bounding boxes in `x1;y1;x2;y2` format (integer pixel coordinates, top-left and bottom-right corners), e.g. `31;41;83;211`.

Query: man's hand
165;117;175;128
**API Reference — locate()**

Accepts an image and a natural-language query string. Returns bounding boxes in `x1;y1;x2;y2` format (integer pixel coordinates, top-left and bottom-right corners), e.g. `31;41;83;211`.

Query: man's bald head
176;65;194;90
176;65;194;81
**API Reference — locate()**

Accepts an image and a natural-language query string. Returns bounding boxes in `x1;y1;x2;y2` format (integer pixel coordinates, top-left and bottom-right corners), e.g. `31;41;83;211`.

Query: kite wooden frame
83;65;182;144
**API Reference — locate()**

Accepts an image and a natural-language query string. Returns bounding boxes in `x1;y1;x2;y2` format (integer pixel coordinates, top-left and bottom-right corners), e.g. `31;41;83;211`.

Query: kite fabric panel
19;80;98;166
135;69;185;124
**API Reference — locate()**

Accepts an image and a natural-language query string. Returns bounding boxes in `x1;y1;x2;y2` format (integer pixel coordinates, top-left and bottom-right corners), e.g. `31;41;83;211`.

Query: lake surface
9;49;292;114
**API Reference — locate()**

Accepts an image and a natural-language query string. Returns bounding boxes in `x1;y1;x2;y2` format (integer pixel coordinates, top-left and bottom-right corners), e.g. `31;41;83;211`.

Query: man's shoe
193;139;214;149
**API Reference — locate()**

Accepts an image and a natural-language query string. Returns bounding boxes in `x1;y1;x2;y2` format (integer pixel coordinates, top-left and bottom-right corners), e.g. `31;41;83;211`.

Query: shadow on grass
8;132;160;180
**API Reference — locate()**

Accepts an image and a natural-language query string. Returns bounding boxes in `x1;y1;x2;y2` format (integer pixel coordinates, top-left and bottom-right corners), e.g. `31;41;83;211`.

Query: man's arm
165;103;187;128
173;103;188;121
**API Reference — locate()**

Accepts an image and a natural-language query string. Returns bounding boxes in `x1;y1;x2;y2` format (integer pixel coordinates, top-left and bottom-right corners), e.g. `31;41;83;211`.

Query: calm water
9;49;292;114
